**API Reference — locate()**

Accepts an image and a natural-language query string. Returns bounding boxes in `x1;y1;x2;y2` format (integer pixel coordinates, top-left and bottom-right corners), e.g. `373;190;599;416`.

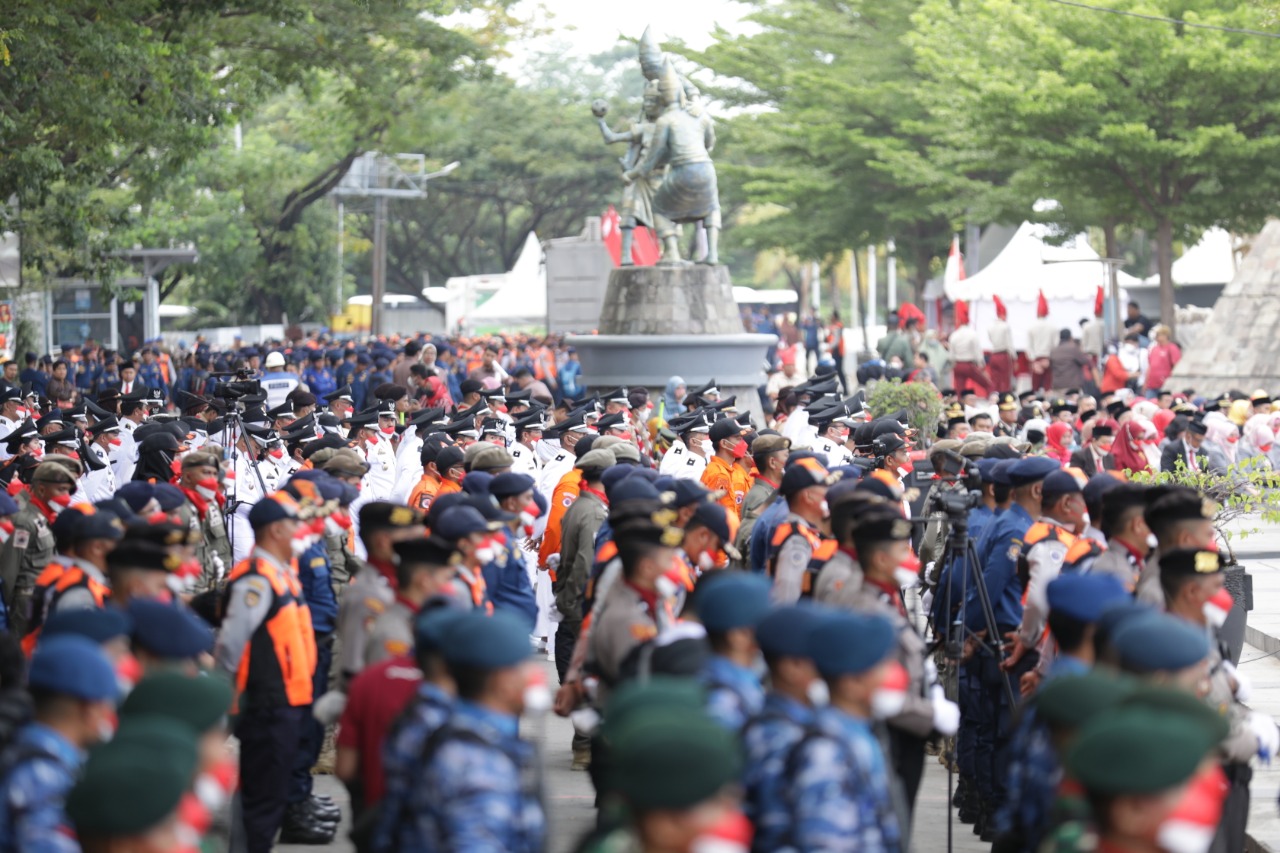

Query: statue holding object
594;81;662;266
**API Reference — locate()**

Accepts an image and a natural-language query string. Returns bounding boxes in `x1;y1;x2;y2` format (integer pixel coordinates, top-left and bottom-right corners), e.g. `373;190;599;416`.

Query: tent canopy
458;232;546;326
1141;228;1238;287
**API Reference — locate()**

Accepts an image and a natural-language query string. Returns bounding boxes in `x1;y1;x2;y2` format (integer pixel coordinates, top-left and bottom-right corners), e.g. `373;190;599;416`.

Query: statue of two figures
594;27;721;266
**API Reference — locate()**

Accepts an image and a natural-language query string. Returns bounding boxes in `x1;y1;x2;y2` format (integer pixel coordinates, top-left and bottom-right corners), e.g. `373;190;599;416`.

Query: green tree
910;0;1280;331
688;0;957;301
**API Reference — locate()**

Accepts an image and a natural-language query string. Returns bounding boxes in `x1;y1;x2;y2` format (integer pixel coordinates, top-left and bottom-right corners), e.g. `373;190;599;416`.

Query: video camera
209;368;262;400
927;449;982;516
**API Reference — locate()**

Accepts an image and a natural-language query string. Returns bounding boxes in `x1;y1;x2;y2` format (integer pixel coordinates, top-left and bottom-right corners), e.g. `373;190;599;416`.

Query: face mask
870;661;910;720
194;759;239;815
1080;511;1092;529
520;503;539;537
819;499;830;518
381;425;396;436
115;654;142;696
108;436;122;447
476;536;499;564
805;679;830;707
897;459;914;476
14;408;28;420
522;665;552;715
365;432;380;446
48;494;73;514
1203;588;1233;629
1154;764;1229;853
1096;437;1115;452
195;477;219;501
97;709;118;744
697;551;717;572
29;445;42;459
691;809;753;853
731;439;748;460
1147;533;1159;550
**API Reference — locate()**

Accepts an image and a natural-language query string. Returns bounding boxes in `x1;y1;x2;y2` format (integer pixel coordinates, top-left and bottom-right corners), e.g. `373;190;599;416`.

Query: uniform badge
244;589;261;608
686;458;697;466
385;639;410;657
12;530;28;549
366;597;386;614
1007;542;1021;561
562;495;574;507
310;557;326;568
629;623;658;641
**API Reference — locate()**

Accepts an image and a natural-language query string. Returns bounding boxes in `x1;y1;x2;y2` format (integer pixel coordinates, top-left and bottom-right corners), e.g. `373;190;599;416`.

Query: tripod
929;499;1017;853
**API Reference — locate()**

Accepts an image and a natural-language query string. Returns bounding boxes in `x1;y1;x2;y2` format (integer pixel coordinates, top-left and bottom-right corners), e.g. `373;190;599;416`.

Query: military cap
598;386;631;407
394;535;457;569
809;612;896;677
342;408;379;429
511;411;545;434
413;604;469;657
115;482;157;514
1186;417;1209;436
2;420;37;448
470;445;515;473
247;494;299;529
544;411;590;437
975;458;1005;484
608;475;661;505
128;599;214;659
51;505;124;542
1120;684;1230;744
181;449;221;471
1159;548;1226;580
66;731;192;837
489;472;536;499
751;433;791;455
691;501;736;547
41;607;132;645
479;417;507;437
359;501;423;533
1007;456;1060;486
1066;708;1220;796
467;493;518;525
1111;610;1209;673
594;412;629;433
151;483;186;512
459;378;484;396
0;385;19;403
35;410;64;431
434;506;499;542
437;418;480;440
1083;473;1124;510
695;572;771;633
443;610;532;669
669;479;711;508
329;384;355;402
120;672;232;734
407;406;448;430
0;491;16;519
1034;672;1137;731
433;445;467;475
478;386;507;404
29;635;119;702
755;603;831;659
320;448;370;477
850;504;913;546
1046;573;1129;622
31;460;77;486
779;456;833;496
576;448;616;475
1145;486;1216;524
39;427;79;450
1041;469;1083;502
608;708;741;812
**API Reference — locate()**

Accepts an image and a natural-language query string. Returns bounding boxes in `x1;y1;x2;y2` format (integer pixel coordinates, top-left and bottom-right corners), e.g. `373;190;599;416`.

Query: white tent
448;232;546;329
1142;228;1238;287
945;222;1140;350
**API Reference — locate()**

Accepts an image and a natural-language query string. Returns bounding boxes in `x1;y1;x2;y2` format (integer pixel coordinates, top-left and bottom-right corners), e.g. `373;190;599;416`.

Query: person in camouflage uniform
173;450;232;591
0;461;75;634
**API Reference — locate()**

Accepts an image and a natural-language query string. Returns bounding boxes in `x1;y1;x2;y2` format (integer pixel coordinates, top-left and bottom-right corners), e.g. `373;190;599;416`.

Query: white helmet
264;351;285;369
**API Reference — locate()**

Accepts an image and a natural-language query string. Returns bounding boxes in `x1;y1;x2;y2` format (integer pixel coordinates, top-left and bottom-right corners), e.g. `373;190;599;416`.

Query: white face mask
805;679;830;707
1147;533;1159;550
819;499;830;518
1203;599;1230;630
1080;511;1092;528
697;551;716;572
871;687;908;720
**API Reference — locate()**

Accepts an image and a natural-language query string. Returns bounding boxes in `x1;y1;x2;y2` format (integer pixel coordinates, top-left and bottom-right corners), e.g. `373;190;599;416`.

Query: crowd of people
0;314;1264;853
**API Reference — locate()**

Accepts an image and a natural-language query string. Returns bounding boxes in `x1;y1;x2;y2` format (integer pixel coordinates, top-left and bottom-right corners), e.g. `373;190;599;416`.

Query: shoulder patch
562;495;574;507
686;458;698;466
630;623;658;641
1007;542;1021;561
244;588;262;608
365;597;386;614
12;529;28;550
310;557;326;568
384;639;410;657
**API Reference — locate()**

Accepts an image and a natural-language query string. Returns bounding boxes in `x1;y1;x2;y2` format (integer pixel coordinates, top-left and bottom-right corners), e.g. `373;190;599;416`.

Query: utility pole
371;196;388;339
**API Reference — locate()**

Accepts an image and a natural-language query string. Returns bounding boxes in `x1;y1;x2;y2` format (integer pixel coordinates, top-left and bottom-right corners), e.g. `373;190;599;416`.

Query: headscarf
1229;399;1252;427
1205;418;1239;466
663;376;686;419
1240;414;1274;464
1112;418;1155;475
1045;422;1074;464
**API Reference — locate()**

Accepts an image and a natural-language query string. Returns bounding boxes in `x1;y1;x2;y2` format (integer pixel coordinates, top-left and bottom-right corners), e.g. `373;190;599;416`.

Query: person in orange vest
407;440;449;513
432;504;498;615
765;457;834;604
23;505;122;654
702;417;751;519
213;494;318;853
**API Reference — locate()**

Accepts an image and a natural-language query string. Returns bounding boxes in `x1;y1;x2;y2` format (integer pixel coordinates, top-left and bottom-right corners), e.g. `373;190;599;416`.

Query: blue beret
609;475;660;504
413;606;469;657
357;354;372;366
374;358;389;369
1046;573;1129;622
1082;474;1122;508
669;479;710;509
442;611;531;669
42;607;132;644
976;458;1003;484
152;484;186;513
29;635;119;702
460;471;494;497
1008;456;1060;486
809;612;895;677
435;506;494;542
467;495;516;523
756;603;830;659
600;464;634;493
242;347;259;358
1096;599;1150;645
116;482;156;512
248;496;298;529
697;573;772;633
489;472;535;499
52;506;124;542
531;490;548;516
1042;470;1083;498
1111;611;1209;673
128;600;214;659
0;492;18;516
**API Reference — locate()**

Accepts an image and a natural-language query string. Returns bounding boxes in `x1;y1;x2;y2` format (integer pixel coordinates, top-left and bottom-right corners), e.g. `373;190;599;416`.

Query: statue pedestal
568;265;776;422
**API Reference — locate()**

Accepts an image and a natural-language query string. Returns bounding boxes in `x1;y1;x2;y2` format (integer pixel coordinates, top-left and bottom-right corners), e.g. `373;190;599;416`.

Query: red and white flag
943;234;966;289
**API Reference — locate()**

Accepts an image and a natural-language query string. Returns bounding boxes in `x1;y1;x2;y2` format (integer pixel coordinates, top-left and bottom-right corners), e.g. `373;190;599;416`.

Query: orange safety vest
407;473;441;513
457;563;493;614
538;469;584;581
226;557;317;711
767;521;833;597
23;561;108;655
702;456;742;519
437;479;462;498
1017;521;1077;601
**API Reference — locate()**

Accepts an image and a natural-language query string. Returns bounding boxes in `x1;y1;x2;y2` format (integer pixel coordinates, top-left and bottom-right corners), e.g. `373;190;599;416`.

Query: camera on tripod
927;449;982;515
210;368;262;400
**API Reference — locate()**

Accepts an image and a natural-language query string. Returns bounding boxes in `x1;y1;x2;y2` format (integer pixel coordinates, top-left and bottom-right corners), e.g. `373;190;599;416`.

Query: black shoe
303;796;341;823
951;778;968;809
310;793;338;812
972;808;987;837
958;805;979;825
279;814;337;845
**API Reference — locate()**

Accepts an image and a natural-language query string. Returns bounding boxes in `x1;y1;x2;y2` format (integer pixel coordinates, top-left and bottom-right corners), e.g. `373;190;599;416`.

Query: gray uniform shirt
336;561;395;684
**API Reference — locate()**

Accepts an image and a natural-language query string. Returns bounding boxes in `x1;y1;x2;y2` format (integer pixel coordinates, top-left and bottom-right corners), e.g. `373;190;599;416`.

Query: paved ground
280;658;988;852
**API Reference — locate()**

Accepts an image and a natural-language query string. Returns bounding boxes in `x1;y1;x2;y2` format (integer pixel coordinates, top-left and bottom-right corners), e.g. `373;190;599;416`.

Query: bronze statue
594;81;662;266
624;61;721;265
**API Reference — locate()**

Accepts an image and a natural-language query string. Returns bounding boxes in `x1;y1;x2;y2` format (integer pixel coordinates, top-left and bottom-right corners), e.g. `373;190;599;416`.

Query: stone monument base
568;264;775;423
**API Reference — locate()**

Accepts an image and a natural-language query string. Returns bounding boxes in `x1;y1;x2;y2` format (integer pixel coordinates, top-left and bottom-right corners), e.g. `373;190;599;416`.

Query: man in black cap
215;494;323;851
1084;483;1150;591
766;456;834;604
364;535;458;668
82;417;120;503
1134;486;1220;608
1160;415;1209;473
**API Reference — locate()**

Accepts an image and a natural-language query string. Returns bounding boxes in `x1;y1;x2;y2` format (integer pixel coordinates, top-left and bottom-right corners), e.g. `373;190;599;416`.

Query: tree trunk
853;247;871;355
1156;218;1176;334
1103;222;1119;342
798;261;811;318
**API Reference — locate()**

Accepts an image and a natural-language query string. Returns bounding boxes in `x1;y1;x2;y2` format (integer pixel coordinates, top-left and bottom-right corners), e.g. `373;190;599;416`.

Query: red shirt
336;656;422;805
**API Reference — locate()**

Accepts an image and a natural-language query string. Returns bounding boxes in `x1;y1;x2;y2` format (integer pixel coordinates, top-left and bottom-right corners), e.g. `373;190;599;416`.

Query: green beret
442;611;531;670
608;709;742;811
1035;672;1136;731
1120;684;1230;746
1066;708;1219;796
601;678;705;743
120;673;233;734
67;734;193;836
108;715;199;782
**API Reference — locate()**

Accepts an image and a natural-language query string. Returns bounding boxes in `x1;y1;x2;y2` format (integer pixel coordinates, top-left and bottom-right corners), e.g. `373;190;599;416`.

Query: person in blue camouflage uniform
741;604;826;852
787;611;903;853
373;605;466;853
135;347;168;399
302;351;337;405
0;635;119;853
696;572;771;731
397;610;545;852
962;456;1055;839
